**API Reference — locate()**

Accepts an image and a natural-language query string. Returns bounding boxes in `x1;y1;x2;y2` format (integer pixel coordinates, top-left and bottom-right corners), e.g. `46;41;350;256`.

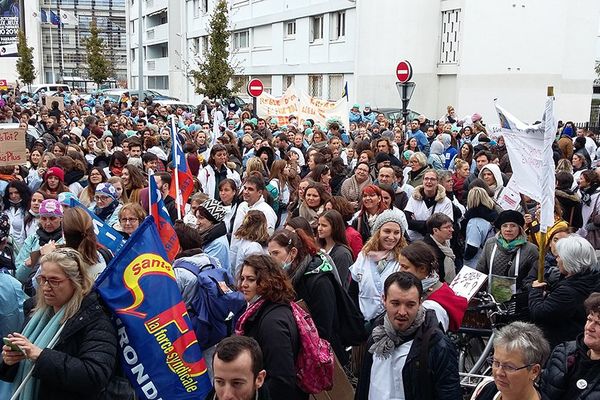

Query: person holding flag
149;172;180;262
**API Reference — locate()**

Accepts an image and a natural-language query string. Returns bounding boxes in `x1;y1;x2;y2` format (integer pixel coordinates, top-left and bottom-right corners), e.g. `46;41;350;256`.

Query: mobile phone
3;337;23;354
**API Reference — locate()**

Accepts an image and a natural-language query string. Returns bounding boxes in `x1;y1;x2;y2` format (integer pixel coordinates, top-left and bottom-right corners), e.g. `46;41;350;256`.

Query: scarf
369;307;426;359
422;271;440;293
298;202;323;227
235;298;266;336
497;235;527;251
581;185;600;206
346;175;371;202
37;226;63;246
12;307;66;400
431;236;456;282
94;199;119;222
200;221;227;247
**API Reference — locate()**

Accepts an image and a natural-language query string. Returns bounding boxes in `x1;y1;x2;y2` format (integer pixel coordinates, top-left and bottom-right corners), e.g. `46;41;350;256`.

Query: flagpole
148;172;152;218
537;86;555;284
48;3;55;82
171;116;182;220
58;5;65;80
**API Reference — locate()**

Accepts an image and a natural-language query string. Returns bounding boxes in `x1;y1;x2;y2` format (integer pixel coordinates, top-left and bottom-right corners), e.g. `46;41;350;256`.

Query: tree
595;61;600;79
16;30;36;89
191;0;240;99
84;19;113;85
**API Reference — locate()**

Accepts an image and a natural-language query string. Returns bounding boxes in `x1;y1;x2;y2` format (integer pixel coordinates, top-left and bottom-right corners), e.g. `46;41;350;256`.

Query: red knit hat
45;166;65;183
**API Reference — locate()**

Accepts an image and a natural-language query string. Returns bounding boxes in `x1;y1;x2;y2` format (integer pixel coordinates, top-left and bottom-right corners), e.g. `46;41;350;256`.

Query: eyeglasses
120;217;139;224
487;357;533;373
94;195;111;202
36;276;68;288
423;177;438;182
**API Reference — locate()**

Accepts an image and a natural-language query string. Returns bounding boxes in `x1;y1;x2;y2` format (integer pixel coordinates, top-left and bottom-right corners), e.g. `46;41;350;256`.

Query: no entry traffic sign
247;79;264;97
396;60;413;83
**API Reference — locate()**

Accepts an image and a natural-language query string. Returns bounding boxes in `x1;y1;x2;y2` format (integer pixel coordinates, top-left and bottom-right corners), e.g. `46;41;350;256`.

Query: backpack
173;255;247;349
290;301;335;394
326;273;368;346
265;182;280;213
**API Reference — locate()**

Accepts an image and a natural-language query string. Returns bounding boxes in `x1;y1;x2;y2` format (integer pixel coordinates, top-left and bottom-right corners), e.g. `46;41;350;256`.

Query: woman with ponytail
267;228;346;364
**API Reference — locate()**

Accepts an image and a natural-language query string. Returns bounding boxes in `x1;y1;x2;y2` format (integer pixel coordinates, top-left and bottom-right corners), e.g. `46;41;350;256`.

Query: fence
574;104;600;138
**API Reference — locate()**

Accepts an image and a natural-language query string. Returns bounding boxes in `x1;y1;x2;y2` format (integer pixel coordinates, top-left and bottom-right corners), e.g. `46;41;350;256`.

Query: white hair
555;234;598;275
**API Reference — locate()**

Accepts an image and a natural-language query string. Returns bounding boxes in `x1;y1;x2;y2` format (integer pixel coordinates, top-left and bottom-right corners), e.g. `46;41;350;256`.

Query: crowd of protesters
1;89;600;400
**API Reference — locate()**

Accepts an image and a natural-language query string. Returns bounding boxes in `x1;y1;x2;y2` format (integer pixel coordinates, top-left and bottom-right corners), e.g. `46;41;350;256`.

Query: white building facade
127;0;600;124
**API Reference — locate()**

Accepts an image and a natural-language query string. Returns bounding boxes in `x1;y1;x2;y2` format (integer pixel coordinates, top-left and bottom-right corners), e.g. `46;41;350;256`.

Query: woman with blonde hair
462;187;499;268
350;209;407;324
1;249;120;399
62;207;107;280
245;156;267;179
230;210;269;276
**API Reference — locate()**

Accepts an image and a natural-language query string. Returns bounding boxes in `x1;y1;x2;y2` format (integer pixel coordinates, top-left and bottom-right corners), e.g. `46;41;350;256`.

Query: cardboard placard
43;95;64;111
449;266;487;301
0;127;27;166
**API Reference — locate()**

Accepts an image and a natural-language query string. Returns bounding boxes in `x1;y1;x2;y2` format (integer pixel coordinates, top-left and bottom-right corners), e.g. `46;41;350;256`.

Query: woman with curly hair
236;254;307;400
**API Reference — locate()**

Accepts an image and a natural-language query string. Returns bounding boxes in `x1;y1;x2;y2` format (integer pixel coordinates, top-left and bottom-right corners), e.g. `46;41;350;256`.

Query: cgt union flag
95;217;212;400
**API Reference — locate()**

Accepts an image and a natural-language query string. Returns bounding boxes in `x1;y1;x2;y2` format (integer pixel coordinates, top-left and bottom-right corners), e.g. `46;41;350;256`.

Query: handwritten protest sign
44;96;65;111
449;266;487;301
0;127;26;166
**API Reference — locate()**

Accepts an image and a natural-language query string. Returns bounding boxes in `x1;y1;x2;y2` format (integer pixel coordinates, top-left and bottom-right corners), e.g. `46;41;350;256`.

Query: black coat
243;301;307;400
294;257;346;364
540;335;600;400
355;310;461;400
529;271;600;348
0;292;118;400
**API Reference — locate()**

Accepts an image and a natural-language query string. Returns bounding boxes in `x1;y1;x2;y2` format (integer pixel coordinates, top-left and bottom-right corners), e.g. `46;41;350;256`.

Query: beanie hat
39;199;63;217
494;210;525;230
45;167;64;183
270;118;278;125
199;198;227;223
352;103;360;109
472;113;482;123
372;209;406;233
375;152;391;164
95;182;118;200
403;150;414;161
0;214;10;239
58;192;77;207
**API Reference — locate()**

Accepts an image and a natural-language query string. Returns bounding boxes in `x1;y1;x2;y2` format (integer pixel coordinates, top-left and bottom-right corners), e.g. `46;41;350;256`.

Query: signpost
247;78;264;116
395;60;415;124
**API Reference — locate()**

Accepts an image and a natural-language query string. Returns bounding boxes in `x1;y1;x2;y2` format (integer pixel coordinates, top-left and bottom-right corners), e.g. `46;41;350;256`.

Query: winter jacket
556;188;583;229
558;135;574;160
293;254;346;364
404;184;453;242
0;292;119;400
329;243;354;290
426;283;468;332
242;301;307;400
540;334;600;400
204;386;271;400
529;270;600;348
476;234;539;291
355;310;461;400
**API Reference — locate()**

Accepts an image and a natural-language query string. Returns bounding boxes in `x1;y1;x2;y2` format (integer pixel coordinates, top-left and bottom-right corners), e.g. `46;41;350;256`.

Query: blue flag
95;217;212;399
69;198;125;253
50;10;60;26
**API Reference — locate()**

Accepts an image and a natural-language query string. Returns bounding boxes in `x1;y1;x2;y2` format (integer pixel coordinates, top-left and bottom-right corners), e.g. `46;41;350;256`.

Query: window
189;38;199;54
233;30;249;50
201;36;209;54
130;20;135;33
253;75;272;94
285;20;296;38
331;11;345;40
160;45;168;57
283;75;294;90
440;9;461;64
310;15;323;42
147;75;169;90
328;74;343;100
131;48;136;62
201;0;209;13
193;0;199;17
308;75;323;98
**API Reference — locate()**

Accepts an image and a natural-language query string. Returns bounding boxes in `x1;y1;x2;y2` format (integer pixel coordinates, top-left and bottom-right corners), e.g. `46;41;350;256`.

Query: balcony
145;57;169;73
145;23;168;44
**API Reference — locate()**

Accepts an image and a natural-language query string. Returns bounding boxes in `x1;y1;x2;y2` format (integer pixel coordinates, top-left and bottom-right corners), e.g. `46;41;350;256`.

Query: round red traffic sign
247;79;264;97
396;60;413;83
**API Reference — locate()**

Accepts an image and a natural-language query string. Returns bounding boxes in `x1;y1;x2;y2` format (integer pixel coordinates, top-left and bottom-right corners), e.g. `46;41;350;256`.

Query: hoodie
427;141;446;170
478;163;504;200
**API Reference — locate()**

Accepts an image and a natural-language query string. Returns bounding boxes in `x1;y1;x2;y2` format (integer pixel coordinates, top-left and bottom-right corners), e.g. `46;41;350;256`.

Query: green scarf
12;307;66;400
497;235;527;251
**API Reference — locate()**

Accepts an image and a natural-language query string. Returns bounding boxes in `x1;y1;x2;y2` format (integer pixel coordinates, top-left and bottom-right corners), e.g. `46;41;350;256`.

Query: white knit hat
372;209;406;233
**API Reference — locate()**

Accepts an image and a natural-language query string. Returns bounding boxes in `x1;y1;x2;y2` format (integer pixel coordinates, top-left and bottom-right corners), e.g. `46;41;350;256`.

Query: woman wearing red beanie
38;167;68;200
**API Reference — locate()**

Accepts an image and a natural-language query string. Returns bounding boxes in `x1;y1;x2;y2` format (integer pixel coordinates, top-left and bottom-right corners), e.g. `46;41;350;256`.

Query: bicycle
454;291;528;394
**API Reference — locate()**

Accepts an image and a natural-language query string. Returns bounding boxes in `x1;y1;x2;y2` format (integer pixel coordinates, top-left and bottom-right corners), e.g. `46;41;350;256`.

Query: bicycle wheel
459;336;487;374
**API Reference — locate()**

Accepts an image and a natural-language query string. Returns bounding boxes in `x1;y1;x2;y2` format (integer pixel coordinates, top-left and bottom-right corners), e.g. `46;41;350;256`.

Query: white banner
256;86;300;126
495;98;557;231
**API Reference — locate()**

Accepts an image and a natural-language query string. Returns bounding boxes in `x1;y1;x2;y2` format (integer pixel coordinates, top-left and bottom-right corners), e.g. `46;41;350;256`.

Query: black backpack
326;272;368;346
